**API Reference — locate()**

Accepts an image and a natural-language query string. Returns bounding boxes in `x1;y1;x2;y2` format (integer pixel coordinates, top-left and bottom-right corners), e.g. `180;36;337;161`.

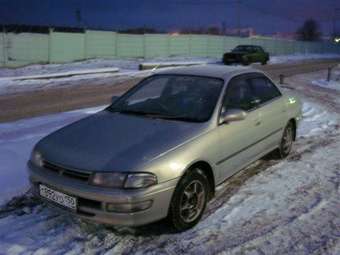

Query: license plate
39;184;77;211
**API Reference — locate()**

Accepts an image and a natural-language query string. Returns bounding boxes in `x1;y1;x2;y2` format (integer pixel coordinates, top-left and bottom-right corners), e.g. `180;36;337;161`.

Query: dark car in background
223;45;270;66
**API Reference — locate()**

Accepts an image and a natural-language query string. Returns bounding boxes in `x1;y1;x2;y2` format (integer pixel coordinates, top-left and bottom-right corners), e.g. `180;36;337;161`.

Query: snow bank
1;54;339;95
0;106;104;205
298;101;339;137
312;79;340;91
0;57;217;78
269;53;340;64
0;67;120;81
139;61;207;70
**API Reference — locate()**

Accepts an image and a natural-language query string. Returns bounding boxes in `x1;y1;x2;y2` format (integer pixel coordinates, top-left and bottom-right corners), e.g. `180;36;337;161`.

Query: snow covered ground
287;64;340;93
0;54;339;96
311;66;340;91
0;57;217;78
0;106;105;205
0;57;217;95
0;70;150;95
0;85;339;254
268;53;340;64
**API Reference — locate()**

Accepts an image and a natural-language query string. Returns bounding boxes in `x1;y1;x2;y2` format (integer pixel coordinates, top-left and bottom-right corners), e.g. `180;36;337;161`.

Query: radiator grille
43;161;90;182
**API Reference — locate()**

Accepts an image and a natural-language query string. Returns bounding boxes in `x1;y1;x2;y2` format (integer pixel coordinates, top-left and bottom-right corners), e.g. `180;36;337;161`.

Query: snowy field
268;53;340;64
287;64;340;93
0;88;339;254
311;66;340;91
0;54;339;95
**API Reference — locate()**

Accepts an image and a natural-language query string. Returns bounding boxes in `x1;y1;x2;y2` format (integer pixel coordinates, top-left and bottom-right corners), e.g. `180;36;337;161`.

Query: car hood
35;110;207;172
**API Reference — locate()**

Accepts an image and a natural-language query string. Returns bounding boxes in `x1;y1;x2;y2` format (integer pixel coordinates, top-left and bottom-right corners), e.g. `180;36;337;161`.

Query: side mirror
220;109;247;124
111;95;119;104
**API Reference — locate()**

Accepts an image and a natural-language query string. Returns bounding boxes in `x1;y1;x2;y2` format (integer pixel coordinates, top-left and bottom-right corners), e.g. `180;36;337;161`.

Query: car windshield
232;46;255;52
108;75;224;122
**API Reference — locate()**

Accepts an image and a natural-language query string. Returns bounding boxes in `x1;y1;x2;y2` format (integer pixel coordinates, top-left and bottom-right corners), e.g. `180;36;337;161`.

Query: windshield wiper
153;115;202;122
107;108;202;122
109;108;167;118
118;109;151;115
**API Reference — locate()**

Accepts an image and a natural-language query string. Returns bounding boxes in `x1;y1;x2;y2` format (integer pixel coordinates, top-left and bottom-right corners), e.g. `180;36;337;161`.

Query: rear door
248;74;286;152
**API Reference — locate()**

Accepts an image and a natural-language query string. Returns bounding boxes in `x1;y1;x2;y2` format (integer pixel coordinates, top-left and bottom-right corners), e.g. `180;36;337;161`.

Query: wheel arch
183;160;216;200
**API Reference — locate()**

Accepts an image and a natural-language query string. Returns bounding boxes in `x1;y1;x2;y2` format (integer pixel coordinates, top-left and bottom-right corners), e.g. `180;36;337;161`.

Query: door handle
255;121;261;126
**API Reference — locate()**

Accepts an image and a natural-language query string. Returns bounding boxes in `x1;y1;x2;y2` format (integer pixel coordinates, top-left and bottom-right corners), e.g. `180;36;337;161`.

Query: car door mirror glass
250;97;261;106
220;109;247;124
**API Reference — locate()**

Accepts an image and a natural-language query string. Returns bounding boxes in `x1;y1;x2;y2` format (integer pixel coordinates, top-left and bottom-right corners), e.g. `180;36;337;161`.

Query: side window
256;46;264;53
249;76;281;103
223;77;255;111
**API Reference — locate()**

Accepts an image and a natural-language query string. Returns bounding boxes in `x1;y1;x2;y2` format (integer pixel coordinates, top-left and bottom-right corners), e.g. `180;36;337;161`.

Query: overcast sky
1;0;339;35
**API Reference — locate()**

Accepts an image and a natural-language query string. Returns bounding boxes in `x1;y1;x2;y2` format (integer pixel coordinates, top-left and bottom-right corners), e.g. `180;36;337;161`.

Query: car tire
168;168;209;232
275;121;294;159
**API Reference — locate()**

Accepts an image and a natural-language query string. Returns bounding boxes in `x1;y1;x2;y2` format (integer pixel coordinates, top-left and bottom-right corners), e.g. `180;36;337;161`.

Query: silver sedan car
28;65;302;231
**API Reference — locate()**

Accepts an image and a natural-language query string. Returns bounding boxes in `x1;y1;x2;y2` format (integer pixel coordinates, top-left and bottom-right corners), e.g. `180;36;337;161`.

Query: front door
216;75;263;183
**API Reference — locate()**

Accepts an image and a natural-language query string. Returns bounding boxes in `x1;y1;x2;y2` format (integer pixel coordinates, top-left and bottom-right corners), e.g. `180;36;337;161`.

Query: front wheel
168;168;209;232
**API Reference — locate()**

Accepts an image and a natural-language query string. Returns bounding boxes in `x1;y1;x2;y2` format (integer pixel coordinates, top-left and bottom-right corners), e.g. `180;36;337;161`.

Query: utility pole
2;25;7;66
331;0;340;39
237;0;241;37
333;8;340;38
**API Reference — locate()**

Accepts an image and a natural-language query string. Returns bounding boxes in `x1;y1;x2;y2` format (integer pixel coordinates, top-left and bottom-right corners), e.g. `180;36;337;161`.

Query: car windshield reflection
108;75;224;122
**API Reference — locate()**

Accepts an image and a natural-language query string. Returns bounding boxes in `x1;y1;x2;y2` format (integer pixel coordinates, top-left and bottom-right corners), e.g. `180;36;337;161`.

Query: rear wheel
276;121;294;158
168;168;209;232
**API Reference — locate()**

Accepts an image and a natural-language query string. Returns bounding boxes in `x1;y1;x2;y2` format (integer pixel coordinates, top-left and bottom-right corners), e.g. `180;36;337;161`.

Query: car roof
236;45;261;48
155;64;263;80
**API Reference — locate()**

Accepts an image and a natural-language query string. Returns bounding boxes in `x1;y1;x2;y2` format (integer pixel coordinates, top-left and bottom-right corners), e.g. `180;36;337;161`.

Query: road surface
0;58;339;123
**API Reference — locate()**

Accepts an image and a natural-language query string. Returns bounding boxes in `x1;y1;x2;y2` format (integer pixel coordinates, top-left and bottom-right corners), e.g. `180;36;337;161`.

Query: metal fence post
48;28;53;64
2;30;7;67
327;67;333;82
143;33;146;59
279;74;285;84
114;32;118;58
84;30;88;60
166;34;170;58
188;34;192;57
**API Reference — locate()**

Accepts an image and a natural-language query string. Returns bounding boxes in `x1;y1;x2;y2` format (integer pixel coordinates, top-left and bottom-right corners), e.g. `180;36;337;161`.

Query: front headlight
90;173;126;188
30;150;43;167
90;172;157;189
124;173;157;189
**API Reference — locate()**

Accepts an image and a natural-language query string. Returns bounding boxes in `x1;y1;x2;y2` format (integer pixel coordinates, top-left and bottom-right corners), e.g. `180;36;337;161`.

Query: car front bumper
28;162;178;226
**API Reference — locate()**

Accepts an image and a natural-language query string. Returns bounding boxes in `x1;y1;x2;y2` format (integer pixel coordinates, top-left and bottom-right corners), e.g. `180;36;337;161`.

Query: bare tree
206;26;221;35
296;19;321;41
